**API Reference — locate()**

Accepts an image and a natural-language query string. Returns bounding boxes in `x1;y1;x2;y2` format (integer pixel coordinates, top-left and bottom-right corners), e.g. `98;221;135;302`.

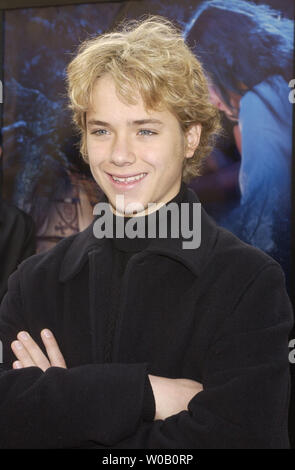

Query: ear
184;124;202;159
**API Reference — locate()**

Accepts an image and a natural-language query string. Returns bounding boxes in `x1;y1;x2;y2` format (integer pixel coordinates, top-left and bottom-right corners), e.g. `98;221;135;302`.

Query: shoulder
240;75;291;127
207;224;293;332
217;221;282;267
211;222;286;290
187;188;283;284
15;218;101;288
16;233;76;280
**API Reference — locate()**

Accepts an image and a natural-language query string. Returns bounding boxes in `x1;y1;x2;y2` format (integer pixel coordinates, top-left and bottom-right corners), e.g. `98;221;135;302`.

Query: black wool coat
0;186;293;449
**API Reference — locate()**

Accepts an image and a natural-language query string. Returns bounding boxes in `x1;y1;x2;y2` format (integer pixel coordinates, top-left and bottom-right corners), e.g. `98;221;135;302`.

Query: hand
11;329;67;372
148;374;203;420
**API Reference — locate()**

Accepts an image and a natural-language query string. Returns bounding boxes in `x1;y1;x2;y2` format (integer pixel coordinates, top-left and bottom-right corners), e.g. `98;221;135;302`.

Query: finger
11;340;36;368
41;329;67;368
16;331;50;371
12;360;23;369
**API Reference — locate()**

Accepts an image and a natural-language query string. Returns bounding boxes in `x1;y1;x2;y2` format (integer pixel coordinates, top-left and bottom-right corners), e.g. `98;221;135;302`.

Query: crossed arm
11;329;203;421
1;262;292;448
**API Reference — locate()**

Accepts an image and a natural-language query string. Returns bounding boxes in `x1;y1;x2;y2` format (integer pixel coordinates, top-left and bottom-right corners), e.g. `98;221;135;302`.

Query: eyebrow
87;119;164;127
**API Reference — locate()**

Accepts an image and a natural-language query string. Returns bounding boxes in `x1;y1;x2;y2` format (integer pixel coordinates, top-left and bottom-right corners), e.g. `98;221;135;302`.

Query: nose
209;87;229;112
215;100;228;113
109;133;136;166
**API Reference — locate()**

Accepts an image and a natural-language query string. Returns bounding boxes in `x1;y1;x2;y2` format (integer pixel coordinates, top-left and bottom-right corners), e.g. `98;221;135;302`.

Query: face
208;85;240;122
86;74;200;216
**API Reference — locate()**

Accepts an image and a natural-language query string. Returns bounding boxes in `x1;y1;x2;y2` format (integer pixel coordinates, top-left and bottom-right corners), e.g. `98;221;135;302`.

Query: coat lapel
88;242;113;363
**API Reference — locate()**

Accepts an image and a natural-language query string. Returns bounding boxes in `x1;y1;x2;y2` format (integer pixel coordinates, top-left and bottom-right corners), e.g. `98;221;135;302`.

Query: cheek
142;151;166;173
86;137;95;157
143;136;178;164
145;139;183;172
138;143;160;167
86;139;106;165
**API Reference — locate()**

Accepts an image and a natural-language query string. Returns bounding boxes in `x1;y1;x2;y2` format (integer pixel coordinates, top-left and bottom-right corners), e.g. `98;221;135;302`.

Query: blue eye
138;129;156;136
92;129;108;136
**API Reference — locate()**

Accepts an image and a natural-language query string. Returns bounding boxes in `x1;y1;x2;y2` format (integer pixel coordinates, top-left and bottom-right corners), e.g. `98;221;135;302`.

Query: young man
0;16;293;449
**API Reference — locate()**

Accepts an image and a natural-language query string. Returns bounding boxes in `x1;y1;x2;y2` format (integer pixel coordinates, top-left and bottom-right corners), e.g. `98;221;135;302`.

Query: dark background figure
186;0;293;287
0;133;36;302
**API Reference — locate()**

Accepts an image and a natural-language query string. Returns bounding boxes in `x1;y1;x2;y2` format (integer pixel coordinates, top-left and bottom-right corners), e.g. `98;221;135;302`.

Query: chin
124;200;147;216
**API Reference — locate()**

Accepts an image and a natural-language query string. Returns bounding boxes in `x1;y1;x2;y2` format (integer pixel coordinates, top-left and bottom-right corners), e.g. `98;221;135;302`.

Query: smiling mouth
107;172;147;184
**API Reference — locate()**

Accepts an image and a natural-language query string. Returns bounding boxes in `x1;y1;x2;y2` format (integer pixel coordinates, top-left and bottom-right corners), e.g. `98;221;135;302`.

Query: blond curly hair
66;15;221;182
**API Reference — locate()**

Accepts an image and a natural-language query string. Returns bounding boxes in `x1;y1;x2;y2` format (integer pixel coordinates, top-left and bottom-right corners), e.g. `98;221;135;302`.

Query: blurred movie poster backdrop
2;0;294;289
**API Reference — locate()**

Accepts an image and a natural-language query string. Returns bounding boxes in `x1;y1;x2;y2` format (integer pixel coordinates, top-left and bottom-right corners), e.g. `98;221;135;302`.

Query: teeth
112;173;146;183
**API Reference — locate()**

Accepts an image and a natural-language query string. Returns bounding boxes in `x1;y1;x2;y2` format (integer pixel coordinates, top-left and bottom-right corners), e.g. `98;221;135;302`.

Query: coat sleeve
106;263;293;449
0;262;293;449
0;268;154;449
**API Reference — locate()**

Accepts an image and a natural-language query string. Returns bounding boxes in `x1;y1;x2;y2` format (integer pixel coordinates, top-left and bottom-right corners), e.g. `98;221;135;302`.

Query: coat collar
59;185;219;282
